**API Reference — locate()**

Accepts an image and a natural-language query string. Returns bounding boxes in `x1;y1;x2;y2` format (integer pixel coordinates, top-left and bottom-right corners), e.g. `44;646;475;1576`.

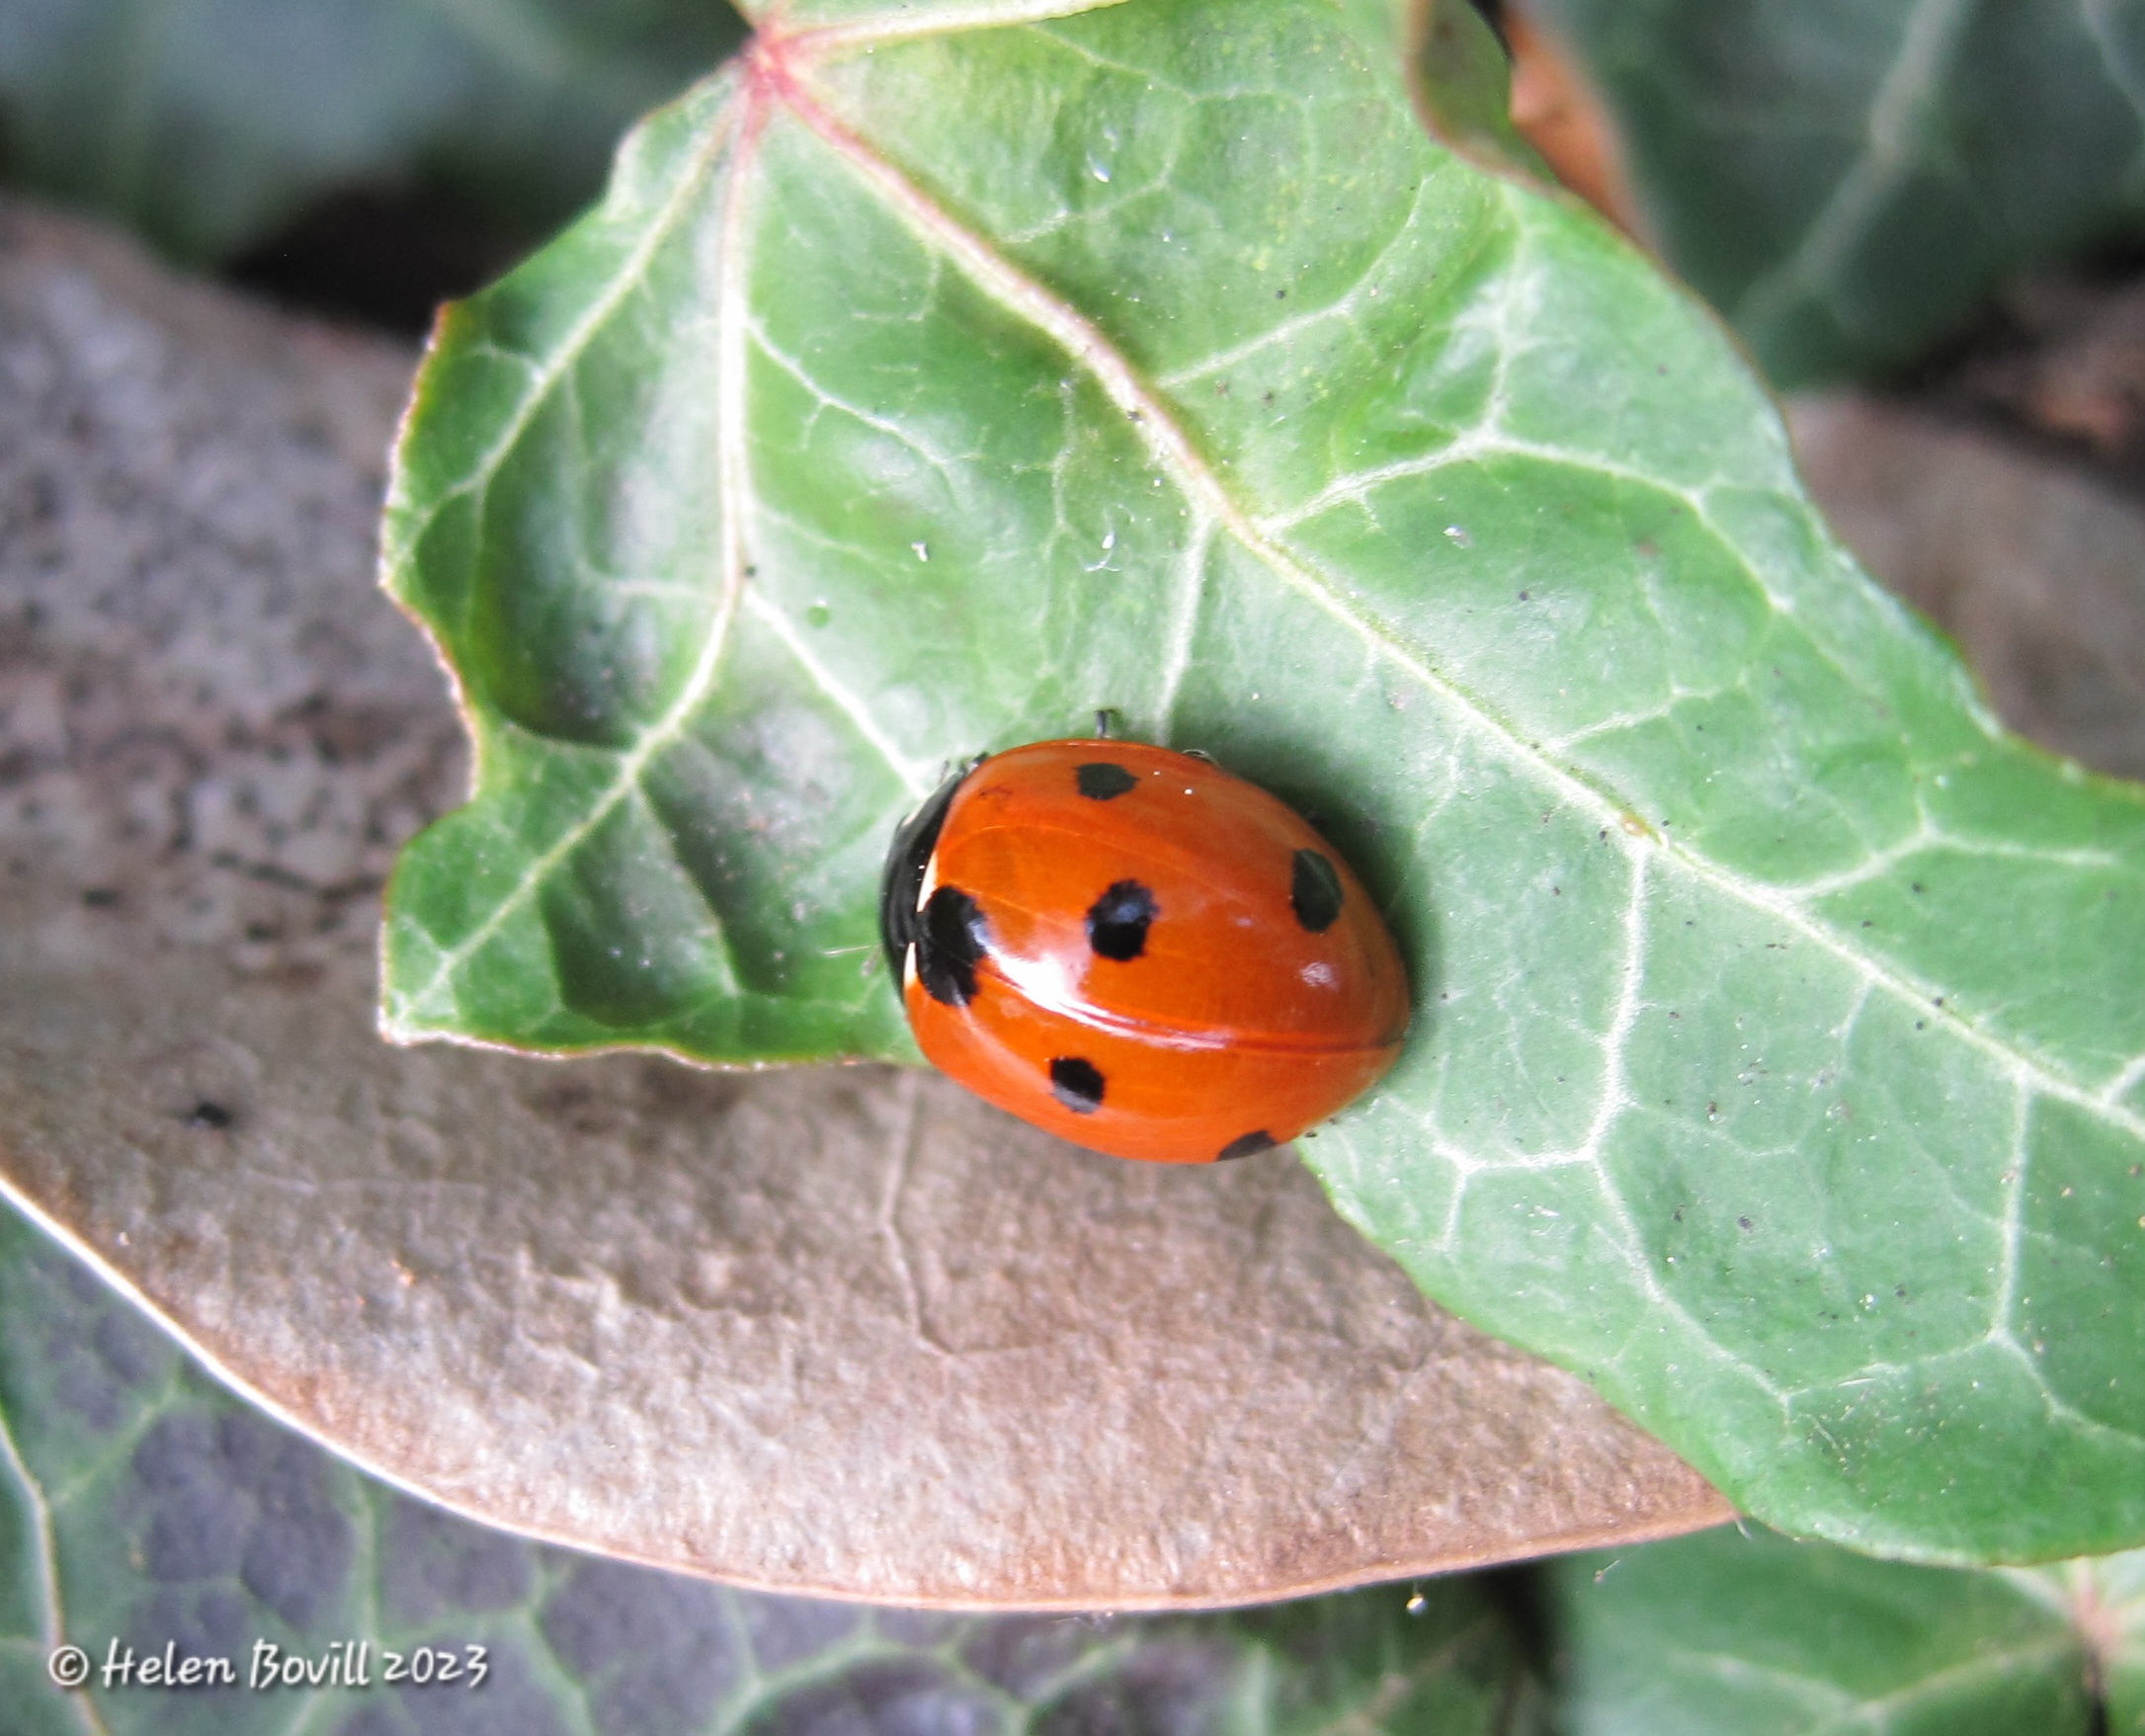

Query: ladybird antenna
1095;707;1115;740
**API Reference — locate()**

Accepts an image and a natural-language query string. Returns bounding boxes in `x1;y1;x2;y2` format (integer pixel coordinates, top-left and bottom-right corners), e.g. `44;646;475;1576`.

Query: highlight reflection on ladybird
879;738;1411;1164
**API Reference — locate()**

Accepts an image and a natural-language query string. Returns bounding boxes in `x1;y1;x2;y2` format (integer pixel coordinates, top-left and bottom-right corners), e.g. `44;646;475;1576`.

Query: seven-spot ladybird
879;738;1410;1164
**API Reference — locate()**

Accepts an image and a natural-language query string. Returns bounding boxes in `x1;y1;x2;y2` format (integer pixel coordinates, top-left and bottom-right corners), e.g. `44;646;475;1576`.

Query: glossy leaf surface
1521;0;2145;383
0;1196;1538;1736
1551;1524;2145;1736
381;0;2145;1561
0;0;744;262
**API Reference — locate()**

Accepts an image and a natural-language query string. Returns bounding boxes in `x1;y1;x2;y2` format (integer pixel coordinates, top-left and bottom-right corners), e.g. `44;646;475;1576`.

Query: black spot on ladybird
1049;1056;1106;1113
1290;850;1344;933
916;885;989;1006
1217;1130;1277;1161
1087;880;1157;961
1076;762;1137;800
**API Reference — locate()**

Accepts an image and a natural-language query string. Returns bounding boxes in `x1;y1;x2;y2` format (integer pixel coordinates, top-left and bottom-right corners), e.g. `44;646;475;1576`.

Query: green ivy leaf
0;1197;1536;1736
0;0;745;262
1520;0;2145;384
1550;1524;2145;1736
380;0;2145;1562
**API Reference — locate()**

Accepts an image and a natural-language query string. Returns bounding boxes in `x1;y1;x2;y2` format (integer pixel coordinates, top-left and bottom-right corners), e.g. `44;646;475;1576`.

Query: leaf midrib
382;83;743;577
780;0;1134;54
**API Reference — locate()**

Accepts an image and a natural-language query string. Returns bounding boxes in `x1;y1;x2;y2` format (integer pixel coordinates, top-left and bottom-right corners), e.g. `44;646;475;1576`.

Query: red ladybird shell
881;740;1410;1164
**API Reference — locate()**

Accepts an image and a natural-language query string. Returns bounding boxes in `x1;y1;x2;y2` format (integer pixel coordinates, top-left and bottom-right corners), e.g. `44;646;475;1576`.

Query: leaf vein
740;588;933;797
1152;178;1433;388
1149;512;1214;739
383;89;740;576
1729;0;1979;344
1806;1632;2078;1733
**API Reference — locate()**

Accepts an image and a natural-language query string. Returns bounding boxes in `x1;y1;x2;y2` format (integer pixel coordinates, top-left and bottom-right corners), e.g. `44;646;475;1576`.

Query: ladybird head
877;760;976;987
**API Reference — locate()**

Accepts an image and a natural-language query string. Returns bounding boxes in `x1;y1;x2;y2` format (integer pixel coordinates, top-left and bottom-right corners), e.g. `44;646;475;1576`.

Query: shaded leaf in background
2027;1549;2145;1733
1517;0;2145;385
1552;1523;2145;1736
0;0;745;265
0;1195;1540;1736
380;0;2145;1563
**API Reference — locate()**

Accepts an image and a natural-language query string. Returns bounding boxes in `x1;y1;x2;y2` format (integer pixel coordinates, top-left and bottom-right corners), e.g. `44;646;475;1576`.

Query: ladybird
879;738;1410;1164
